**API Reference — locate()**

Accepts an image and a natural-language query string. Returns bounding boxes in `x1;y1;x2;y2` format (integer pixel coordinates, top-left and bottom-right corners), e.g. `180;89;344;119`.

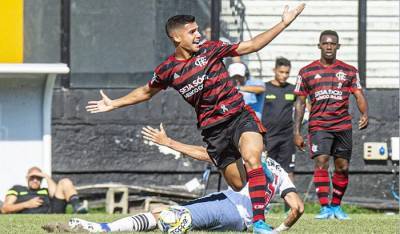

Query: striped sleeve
294;74;308;96
211;40;240;59
351;70;363;93
148;71;168;90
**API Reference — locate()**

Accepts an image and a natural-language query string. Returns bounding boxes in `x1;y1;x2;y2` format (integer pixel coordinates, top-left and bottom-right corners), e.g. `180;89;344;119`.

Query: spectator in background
228;62;265;119
1;166;87;214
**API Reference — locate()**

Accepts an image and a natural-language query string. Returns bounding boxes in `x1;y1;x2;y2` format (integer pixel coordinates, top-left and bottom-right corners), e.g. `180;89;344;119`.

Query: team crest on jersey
195;56;207;67
336;71;347;81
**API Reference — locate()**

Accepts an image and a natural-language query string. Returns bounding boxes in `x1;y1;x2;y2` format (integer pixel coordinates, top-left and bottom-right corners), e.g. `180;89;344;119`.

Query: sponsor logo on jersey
173;73;180;79
179;75;209;98
314;74;322;79
315;89;343;101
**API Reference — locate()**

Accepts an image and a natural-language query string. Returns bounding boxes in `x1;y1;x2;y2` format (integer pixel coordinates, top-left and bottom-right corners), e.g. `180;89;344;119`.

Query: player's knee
230;182;244;192
58;178;74;187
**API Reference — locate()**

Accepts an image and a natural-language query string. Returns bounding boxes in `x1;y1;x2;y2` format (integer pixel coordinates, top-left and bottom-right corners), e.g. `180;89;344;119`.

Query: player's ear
317;43;321;49
169;30;182;44
336;43;341;50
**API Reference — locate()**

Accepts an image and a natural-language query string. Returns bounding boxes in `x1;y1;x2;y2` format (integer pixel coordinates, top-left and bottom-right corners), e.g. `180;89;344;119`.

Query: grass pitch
0;213;398;234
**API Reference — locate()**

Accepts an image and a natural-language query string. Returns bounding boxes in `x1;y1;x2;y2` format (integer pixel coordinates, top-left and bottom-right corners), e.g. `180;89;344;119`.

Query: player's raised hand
358;114;369;130
141;123;171;146
86;90;115;113
282;3;305;27
294;134;305;151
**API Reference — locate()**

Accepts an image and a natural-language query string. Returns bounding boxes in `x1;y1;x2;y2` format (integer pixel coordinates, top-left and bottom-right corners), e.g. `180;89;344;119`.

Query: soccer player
86;5;305;233
62;125;303;233
293;30;369;220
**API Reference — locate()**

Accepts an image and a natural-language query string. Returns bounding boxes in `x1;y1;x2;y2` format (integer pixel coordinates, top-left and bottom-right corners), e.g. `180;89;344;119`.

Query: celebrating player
86;5;305;233
293;30;368;220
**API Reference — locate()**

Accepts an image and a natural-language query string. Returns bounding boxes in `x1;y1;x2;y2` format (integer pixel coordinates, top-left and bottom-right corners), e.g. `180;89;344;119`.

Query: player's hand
141;123;171;146
25;197;43;209
358;114;369;130
282;3;306;27
86;90;116;113
294;134;305;151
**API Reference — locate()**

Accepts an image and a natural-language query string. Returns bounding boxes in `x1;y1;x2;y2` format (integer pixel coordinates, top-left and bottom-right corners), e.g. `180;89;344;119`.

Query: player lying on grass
61;125;303;233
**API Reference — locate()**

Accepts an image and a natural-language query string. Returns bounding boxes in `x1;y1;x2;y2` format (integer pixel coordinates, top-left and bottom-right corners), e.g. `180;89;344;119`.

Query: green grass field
0;213;398;234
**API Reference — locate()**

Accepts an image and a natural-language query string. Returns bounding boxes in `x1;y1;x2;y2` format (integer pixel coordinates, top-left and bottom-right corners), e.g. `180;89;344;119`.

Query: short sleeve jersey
6;185;51;214
148;40;244;129
294;60;362;132
262;82;296;137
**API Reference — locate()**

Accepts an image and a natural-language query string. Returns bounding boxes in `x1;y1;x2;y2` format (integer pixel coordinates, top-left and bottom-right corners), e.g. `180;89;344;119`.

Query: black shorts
265;134;296;173
50;197;67;213
201;106;266;169
308;130;352;160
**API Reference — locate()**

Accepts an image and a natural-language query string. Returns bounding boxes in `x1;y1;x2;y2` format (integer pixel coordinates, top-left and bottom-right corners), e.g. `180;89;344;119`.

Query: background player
86;5;305;233
293;30;368;220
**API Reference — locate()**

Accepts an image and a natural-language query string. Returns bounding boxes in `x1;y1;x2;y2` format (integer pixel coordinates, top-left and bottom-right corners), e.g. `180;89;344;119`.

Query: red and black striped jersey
294;59;362;132
148;40;244;129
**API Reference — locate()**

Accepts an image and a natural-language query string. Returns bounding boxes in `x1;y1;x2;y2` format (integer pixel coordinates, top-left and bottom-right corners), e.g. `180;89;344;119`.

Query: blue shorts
183;193;245;231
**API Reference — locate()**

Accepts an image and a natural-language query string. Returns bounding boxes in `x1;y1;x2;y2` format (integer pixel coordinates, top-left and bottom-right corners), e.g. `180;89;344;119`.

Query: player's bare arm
353;89;369;129
276;192;304;232
86;84;161;113
293;95;306;151
1;195;43;214
238;85;265;94
141;124;212;162
236;3;305;55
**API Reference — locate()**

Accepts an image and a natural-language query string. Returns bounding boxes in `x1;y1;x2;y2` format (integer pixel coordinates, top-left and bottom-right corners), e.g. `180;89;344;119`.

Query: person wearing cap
228;62;265;119
1;166;87;214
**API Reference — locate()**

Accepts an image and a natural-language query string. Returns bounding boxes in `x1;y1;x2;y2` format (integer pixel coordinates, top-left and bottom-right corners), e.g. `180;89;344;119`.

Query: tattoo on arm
293;97;306;135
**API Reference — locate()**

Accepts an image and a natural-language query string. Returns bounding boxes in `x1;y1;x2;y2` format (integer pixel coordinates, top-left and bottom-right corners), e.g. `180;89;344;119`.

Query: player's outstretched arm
236;3;305;55
141;124;212;163
293;95;306;151
86;84;161;113
353;89;369;129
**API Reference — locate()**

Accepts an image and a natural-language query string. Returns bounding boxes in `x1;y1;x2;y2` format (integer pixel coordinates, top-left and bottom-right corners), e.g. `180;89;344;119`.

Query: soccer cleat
331;205;351;220
315;206;333;219
253;220;276;234
68;218;107;232
74;200;89;214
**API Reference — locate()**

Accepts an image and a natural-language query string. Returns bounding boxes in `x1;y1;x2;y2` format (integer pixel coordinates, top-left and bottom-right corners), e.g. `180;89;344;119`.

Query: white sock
108;212;157;232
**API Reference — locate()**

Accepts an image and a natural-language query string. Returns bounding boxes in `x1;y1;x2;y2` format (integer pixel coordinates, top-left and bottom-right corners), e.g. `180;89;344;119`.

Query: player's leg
52;178;87;213
183;192;246;231
69;212;158;232
220;159;247;191
330;130;352;220
310;131;335;219
276;192;304;232
275;137;296;213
